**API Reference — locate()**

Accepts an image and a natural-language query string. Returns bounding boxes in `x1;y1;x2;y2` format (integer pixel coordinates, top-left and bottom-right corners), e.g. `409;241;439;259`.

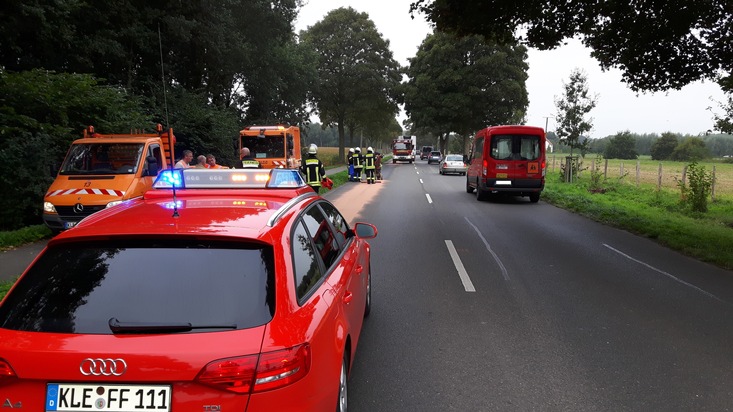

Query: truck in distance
238;125;301;169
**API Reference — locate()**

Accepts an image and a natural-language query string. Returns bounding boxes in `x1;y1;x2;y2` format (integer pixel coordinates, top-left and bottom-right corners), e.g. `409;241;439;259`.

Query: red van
465;125;546;202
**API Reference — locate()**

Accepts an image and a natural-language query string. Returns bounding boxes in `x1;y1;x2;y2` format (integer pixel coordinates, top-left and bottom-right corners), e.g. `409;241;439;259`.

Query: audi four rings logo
79;358;128;376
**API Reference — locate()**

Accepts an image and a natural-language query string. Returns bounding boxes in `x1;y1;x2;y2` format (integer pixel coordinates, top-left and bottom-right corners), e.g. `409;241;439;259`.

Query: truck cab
43;124;175;232
238;125;301;169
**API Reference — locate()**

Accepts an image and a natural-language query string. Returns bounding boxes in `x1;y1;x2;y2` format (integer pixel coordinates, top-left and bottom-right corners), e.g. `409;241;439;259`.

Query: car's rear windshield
431;152;441;155
0;239;275;334
445;155;462;161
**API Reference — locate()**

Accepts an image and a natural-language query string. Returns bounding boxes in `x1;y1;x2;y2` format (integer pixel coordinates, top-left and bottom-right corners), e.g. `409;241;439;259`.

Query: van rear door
488;133;543;185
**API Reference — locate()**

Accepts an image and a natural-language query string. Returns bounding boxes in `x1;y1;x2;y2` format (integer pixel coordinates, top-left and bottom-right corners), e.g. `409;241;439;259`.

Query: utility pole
543;116;552;133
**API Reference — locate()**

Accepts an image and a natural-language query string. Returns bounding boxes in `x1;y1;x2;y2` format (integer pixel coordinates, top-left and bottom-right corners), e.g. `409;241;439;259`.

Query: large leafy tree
671;137;710;161
409;0;733;92
603;131;638;160
650;132;680;160
0;0;306;122
404;31;529;153
300;7;402;160
555;68;597;157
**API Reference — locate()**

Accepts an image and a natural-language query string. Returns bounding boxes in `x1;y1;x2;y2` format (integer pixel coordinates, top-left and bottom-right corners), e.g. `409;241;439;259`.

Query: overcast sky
295;0;727;138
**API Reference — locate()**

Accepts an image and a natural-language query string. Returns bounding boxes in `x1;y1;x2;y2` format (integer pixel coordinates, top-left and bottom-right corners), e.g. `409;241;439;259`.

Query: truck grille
56;205;106;219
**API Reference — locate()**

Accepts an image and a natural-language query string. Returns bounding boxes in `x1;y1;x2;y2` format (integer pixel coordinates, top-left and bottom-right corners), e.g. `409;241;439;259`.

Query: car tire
364;267;371;317
336;353;348;412
529;192;540;203
466;176;474;193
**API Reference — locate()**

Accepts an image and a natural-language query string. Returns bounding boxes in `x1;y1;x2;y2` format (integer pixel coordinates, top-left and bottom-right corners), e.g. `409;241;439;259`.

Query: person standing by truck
237;147;262;169
175;150;194;168
300;144;326;194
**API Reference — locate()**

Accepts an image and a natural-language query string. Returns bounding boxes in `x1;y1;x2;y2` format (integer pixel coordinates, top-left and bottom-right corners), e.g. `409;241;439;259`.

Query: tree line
0;1;536;230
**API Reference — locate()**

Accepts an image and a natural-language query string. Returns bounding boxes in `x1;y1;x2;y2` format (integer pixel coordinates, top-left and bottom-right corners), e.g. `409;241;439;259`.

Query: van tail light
0;358;18;385
196;344;311;394
482;159;488;176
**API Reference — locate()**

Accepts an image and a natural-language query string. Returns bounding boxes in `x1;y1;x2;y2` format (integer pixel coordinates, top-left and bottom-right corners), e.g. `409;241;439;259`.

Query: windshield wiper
108;317;237;334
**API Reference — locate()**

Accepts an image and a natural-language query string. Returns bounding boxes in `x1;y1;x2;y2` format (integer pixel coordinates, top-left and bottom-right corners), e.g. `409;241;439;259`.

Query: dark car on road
427;151;442;164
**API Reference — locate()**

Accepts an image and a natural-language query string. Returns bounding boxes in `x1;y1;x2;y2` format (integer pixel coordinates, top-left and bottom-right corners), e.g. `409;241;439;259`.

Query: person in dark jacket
300;144;326;194
364;147;376;184
237;147;261;169
352;147;364;182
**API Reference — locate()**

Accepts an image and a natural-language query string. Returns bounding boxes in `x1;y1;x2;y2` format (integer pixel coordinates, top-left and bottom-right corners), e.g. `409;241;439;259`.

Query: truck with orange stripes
43;124;176;232
238;125;301;169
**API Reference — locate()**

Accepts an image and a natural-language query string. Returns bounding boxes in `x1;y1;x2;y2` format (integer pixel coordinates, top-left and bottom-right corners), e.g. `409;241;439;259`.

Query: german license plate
495;173;508;178
63;221;77;229
46;384;171;411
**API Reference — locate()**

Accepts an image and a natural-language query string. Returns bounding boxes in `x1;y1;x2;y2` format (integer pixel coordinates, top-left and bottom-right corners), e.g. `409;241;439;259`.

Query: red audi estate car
0;168;377;412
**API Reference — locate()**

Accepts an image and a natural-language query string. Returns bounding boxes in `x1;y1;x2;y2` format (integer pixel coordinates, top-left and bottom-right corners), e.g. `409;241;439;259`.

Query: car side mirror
354;222;378;239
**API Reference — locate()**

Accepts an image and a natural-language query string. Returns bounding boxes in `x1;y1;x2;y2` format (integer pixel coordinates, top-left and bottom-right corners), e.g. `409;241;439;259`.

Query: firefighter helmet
355;147;361;153
349;148;355;153
367;146;373;153
308;144;318;154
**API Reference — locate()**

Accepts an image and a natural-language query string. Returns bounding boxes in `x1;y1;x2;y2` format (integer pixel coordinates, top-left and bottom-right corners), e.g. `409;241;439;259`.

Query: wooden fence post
657;163;662;190
712;165;717;201
636;161;640;186
682;165;687;186
604;159;608;180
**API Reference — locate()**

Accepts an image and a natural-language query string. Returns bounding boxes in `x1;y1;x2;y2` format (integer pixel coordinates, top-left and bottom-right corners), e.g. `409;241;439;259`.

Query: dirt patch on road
326;180;385;224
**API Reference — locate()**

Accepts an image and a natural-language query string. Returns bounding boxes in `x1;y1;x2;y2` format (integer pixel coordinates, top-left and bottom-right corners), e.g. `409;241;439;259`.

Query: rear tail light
0;358;17;384
482;159;488;176
196;344;311;394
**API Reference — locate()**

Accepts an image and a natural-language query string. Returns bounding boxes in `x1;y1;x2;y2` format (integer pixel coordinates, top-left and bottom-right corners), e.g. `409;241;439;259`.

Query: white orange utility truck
43;124;175;232
238;124;301;169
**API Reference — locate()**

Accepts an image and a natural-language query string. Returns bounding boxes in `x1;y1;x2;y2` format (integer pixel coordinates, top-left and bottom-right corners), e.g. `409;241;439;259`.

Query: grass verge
543;173;733;270
0;224;52;250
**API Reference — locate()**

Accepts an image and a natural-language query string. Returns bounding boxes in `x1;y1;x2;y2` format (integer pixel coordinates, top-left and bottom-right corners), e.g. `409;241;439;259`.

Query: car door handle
343;292;353;304
355;265;363;274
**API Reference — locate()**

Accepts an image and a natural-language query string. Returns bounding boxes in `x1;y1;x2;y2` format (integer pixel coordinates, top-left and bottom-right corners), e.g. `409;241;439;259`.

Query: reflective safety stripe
304;158;323;186
242;159;260;168
46;188;125;197
365;153;375;169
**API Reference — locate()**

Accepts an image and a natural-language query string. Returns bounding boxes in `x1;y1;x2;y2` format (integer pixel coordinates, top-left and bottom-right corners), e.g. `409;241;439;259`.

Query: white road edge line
603;243;723;302
419;179;424;184
425;194;433;204
445;240;476;292
465;217;510;281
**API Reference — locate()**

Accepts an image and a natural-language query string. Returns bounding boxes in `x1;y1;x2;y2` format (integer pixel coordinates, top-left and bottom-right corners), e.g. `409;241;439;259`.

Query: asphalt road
343;160;733;411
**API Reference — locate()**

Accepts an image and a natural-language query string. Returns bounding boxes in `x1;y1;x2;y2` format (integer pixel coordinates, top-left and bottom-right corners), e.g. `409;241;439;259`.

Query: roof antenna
171;181;179;218
158;23;170;129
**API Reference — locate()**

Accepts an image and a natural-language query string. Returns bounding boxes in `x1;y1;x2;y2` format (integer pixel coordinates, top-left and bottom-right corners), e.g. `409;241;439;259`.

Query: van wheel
529;193;540;203
476;180;488;201
466;177;474;193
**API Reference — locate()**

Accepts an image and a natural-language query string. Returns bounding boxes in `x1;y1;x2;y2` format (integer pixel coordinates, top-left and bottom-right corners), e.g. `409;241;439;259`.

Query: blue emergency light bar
153;168;306;189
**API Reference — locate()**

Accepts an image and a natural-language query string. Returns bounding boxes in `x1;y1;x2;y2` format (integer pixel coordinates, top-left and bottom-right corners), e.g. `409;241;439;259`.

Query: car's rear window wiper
108;317;237;334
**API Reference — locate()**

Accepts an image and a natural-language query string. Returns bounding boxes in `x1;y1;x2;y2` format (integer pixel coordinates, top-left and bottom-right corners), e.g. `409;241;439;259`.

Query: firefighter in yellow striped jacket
300;144;326;194
364;147;376;184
